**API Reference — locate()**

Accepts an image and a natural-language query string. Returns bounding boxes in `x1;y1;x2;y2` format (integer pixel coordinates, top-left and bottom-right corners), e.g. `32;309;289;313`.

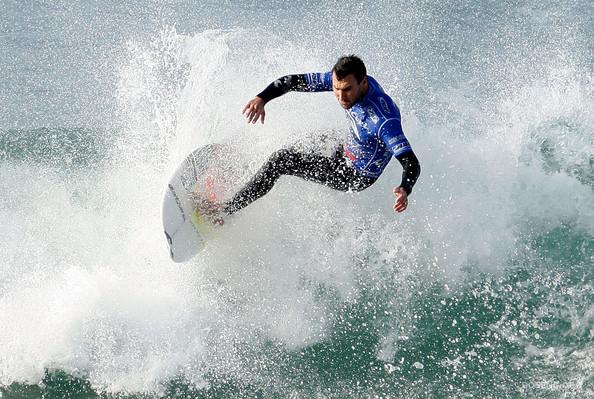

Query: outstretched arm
257;74;311;102
243;73;332;124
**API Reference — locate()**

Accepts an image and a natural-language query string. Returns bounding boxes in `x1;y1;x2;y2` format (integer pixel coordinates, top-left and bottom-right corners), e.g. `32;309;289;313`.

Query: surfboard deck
162;143;236;262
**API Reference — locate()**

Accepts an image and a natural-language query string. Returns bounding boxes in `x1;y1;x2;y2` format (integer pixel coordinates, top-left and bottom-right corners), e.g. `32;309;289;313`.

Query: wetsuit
223;72;420;215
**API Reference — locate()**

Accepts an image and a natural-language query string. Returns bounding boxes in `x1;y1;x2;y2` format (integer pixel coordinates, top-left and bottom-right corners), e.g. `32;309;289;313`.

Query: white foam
1;25;593;394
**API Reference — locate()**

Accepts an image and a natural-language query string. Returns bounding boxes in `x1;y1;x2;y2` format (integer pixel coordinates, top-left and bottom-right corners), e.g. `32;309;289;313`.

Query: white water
1;1;593;395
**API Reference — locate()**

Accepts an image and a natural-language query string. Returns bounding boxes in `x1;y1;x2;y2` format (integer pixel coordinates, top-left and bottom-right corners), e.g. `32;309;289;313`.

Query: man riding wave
211;55;420;218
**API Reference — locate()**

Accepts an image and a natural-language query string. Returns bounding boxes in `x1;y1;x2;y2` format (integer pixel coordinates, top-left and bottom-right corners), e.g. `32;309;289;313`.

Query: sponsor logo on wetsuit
367;107;379;124
392;142;411;155
379;97;391;115
344;146;357;161
347;110;369;141
387;134;406;145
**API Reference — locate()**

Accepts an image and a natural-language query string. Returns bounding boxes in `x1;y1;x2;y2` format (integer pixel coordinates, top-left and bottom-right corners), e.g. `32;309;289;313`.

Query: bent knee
269;149;292;162
352;177;376;192
268;148;300;170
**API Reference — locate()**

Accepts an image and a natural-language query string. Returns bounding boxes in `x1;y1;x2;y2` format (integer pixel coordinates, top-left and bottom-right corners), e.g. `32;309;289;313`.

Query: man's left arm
379;119;421;212
393;151;421;212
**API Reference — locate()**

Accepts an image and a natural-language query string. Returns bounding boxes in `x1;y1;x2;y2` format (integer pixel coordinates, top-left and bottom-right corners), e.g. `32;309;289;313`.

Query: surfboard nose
162;185;205;262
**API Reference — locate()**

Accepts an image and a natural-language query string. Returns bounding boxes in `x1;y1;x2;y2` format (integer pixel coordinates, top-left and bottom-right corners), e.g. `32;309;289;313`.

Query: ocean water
1;1;593;398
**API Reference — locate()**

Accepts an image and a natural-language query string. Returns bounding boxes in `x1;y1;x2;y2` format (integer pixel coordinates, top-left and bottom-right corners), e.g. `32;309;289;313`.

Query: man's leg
223;147;375;215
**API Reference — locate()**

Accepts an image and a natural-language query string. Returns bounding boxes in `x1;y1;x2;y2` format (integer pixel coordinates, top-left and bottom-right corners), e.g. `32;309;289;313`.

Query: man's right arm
244;72;332;124
257;72;333;102
256;74;310;103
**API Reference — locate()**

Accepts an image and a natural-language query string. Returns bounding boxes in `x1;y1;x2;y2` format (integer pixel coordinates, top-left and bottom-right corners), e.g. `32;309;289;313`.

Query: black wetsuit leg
223;147;375;215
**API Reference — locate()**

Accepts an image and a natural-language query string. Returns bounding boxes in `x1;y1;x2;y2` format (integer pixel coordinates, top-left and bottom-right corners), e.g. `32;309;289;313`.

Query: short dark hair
332;55;367;83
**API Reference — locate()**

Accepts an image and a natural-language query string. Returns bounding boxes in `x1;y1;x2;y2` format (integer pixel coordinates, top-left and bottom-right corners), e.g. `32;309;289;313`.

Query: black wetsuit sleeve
395;151;421;195
256;74;310;103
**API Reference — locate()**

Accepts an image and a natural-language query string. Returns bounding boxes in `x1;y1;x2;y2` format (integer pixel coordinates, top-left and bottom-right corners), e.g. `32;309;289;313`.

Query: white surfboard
162;143;238;262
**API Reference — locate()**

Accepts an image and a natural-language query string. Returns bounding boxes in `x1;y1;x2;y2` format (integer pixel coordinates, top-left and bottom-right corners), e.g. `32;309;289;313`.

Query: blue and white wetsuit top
302;72;413;179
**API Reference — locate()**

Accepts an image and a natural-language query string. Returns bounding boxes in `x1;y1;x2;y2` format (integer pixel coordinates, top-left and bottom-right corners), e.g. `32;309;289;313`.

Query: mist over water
1;1;593;397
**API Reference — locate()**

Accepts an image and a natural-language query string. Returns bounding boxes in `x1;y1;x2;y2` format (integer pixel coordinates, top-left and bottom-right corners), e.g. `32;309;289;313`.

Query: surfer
219;55;421;217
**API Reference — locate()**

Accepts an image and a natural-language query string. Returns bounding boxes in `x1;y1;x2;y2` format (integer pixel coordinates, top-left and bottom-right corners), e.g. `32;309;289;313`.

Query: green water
1;216;592;398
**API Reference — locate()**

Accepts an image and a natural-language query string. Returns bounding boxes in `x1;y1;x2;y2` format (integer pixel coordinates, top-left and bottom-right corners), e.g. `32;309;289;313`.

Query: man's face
332;72;368;109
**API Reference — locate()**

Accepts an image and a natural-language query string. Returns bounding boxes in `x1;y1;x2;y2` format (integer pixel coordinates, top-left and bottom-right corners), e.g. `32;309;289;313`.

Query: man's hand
393;186;408;213
243;96;266;124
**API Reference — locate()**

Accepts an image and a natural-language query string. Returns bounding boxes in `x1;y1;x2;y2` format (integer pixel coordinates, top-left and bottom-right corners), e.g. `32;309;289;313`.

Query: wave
1;4;593;397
